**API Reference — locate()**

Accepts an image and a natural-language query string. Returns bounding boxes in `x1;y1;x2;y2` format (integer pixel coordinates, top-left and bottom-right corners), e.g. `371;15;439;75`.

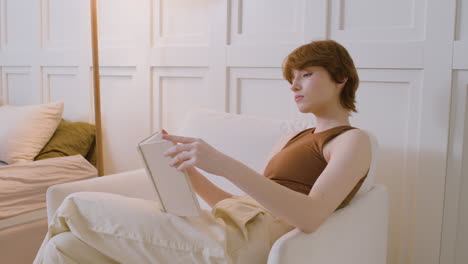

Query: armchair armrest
46;169;157;222
267;184;389;264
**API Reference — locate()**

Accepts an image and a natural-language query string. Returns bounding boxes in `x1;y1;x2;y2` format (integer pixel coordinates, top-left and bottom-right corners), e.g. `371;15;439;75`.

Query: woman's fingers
163;143;191;157
173;152;195;171
169;151;193;169
176;158;195;171
158;132;227;176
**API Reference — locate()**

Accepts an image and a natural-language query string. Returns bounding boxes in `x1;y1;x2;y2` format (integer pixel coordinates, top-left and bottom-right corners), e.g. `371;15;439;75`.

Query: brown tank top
263;125;368;210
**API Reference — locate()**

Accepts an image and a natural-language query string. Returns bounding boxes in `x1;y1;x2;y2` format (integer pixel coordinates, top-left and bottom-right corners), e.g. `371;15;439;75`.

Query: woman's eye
303;72;312;77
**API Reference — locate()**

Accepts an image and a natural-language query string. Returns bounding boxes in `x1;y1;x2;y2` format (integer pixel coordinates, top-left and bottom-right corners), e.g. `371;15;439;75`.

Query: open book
136;131;202;216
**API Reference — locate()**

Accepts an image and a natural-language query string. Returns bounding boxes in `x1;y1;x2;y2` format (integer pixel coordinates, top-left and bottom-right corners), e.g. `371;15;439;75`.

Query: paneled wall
0;1;466;264
442;1;468;264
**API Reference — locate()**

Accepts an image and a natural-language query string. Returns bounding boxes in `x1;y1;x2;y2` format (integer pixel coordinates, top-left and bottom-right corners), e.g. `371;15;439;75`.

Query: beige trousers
33;192;294;264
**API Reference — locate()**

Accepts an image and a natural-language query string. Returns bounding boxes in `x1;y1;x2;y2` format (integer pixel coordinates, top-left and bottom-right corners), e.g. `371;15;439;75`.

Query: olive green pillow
85;137;97;167
35;119;96;163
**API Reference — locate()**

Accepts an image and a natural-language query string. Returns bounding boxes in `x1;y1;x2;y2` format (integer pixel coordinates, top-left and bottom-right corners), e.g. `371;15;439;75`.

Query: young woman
34;40;371;264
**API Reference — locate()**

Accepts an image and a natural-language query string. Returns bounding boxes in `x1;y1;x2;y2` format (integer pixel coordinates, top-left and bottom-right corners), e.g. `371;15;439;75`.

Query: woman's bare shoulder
324;128;370;162
330;128;371;156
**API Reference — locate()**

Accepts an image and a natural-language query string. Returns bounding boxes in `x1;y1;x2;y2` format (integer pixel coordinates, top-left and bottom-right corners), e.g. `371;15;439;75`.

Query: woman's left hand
161;133;233;177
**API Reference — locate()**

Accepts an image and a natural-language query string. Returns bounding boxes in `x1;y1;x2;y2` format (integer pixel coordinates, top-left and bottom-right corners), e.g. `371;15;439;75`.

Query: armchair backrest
355;130;379;197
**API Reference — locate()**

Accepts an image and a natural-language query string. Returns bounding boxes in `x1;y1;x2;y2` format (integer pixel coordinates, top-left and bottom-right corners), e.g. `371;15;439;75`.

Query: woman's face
290;66;344;114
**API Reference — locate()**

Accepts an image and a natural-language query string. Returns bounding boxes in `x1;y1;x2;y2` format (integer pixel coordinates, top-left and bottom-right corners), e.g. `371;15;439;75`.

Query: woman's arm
187;131;298;208
190;131;297;208
162;129;370;234
185;167;233;208
222;129;371;233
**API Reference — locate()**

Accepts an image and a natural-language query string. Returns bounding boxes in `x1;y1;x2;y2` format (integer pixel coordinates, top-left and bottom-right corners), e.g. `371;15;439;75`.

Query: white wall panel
415;1;456;262
227;45;298;68
453;42;468;69
153;0;210;46
454;0;468;70
151;67;208;133
41;0;82;50
98;67;149;175
455;0;467;41
1;66;37;105
442;70;468;264
149;47;211;67
99;0;149;49
238;79;291;119
329;0;426;41
41;66;90;122
342;42;425;69
0;0;5;50
454;70;468;264
228;67;305;120
352;69;423;264
456;68;468;264
229;0;305;45
4;0;36;50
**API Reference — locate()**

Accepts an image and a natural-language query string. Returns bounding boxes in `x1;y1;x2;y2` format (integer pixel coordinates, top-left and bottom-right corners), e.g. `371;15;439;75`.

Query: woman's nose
290;79;300;91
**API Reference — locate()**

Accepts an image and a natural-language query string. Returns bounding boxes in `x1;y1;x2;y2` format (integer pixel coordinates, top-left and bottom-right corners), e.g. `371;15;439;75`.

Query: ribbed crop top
263;125;368;210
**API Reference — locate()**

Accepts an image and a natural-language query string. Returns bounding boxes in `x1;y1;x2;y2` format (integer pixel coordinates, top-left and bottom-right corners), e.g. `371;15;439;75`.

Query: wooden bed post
90;0;104;176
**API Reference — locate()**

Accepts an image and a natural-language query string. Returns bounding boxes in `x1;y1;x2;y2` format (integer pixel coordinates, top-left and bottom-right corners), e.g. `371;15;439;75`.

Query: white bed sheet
0;155;97;221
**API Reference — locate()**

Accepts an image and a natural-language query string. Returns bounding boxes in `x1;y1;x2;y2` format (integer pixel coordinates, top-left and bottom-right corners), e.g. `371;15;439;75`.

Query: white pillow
0;102;64;164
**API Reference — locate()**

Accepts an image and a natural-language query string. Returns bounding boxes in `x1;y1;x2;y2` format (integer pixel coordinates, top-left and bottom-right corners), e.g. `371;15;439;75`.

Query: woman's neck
312;107;350;133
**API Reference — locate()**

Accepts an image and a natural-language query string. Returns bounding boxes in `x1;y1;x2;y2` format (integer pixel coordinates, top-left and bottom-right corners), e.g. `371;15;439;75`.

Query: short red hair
282;40;359;113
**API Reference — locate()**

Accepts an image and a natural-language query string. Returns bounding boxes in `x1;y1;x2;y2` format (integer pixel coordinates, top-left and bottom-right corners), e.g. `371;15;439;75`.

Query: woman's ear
336;77;348;89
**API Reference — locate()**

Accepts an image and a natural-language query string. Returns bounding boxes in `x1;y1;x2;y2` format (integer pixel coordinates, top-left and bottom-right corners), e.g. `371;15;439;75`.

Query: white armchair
46;108;389;264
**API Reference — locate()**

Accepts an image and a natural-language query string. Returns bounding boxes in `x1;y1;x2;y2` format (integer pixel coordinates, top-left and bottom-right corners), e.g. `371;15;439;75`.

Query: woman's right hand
161;128;196;175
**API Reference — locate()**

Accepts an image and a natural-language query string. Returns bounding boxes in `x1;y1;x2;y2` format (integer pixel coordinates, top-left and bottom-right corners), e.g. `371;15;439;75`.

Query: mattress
0;216;48;264
0;208;46;230
0;208;47;264
0;155;97;220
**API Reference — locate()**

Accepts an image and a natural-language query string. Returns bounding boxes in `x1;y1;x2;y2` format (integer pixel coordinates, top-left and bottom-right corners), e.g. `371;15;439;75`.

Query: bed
0;102;99;264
